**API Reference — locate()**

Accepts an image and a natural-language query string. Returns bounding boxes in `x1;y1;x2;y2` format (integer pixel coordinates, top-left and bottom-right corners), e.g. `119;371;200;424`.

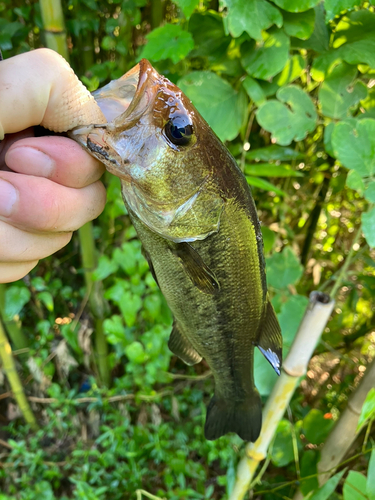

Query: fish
70;59;282;441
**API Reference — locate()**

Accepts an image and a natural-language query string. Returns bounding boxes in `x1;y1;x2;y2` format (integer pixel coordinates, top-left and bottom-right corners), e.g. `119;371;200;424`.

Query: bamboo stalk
230;292;335;500
0;318;38;430
38;0;110;387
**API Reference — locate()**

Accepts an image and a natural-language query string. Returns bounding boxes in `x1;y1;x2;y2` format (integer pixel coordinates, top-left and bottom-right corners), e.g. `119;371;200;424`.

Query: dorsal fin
256;300;282;375
168;321;202;366
170;242;220;295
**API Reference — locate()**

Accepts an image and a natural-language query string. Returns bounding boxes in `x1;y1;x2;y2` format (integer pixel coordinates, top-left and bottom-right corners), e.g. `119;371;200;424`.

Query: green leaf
189;12;230;60
292;4;329;53
92;255;118;281
341;39;375;69
242;29;290;80
319;63;367;119
272;0;320;12
357;388;375;430
178;71;247;141
343;471;368;500
224;0;282;40
125;341;148;364
282;9;315;39
303;409;335;445
275;54;306;86
331;119;375;177
334;10;375;46
362;209;375;248
246;176;286;196
4;286;31;321
278;295;309;347
365;183;375;203
325;0;360;22
256;85;317;146
37;291;54;312
266;246;303;289
245;163;303;177
367;448;375;500
119;291;142;327
140;24;194;64
300;450;319;496
271;420;294;467
309;469;346;500
174;0;199;18
324;122;335;157
246;145;304;161
346;170;365;195
243;76;266;106
261;227;276;254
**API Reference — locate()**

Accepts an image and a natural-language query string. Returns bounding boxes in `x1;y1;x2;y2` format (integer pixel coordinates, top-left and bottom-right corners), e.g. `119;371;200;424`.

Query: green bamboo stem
230;292;335;500
39;0;110;387
0;284;28;351
0;318;38;430
39;0;69;60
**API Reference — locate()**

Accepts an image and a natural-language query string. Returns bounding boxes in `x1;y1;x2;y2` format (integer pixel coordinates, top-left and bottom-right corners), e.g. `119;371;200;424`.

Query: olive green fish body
70;59;282;441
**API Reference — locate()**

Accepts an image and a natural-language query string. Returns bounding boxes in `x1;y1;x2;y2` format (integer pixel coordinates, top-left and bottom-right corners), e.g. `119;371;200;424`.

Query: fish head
70;59;224;242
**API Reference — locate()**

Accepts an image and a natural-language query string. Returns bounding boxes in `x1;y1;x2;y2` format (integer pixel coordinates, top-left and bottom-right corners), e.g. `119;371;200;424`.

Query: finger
5;136;105;188
0;48;106;138
0;173;106;233
0;220;72;262
0;261;39;284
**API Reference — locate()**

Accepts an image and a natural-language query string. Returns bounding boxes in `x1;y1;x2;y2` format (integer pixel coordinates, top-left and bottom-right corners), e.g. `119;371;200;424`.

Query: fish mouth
69;59;160;174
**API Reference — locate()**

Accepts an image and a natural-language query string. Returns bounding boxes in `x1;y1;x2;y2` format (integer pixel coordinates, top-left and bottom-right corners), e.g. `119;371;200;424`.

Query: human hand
0;49;107;283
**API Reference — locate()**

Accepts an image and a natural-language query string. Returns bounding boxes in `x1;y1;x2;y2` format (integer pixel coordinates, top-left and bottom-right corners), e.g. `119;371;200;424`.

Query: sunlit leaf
178;71;247;141
357;388;375;430
242;29;290;80
224;0;282;40
346;170;365;196
303;409;335;445
4;286;31;321
140;24;194;64
272;0;320;12
325;0;360;22
367;448;375;500
261;226;276;254
174;0;199;18
343;471;367;500
282;9;315;39
275;54;306;86
246;145;304;161
245;163;303;177
92;255;119;281
37;291;54;312
309;470;346;500
365;183;375;203
271;420;294;467
243;76;266;106
246;176;286;196
256;85;317;145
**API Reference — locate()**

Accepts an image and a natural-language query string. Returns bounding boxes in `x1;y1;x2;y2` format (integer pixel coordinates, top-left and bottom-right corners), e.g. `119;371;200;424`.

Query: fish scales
70;59;282;441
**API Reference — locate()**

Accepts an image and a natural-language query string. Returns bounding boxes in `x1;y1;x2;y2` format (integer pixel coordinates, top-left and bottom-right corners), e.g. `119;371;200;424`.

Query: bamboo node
245;448;265;461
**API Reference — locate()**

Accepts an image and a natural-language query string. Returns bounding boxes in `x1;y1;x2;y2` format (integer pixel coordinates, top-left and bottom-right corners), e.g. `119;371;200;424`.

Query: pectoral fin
256;300;282;376
168;321;202;366
171;242;220;295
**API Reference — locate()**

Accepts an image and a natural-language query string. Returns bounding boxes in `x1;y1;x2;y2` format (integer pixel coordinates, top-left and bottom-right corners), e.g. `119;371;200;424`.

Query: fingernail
0;178;18;217
6;147;55;177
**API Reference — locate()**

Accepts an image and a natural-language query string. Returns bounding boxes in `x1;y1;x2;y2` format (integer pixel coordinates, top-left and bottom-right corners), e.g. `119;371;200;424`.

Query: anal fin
256;299;282;376
168;321;202;366
171;242;220;295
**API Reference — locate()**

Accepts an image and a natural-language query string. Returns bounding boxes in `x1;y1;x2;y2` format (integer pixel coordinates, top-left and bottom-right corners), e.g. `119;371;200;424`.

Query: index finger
0;48;106;138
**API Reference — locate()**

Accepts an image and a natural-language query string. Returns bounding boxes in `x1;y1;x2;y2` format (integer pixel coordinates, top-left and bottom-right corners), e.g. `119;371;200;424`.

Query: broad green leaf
246;176;286;196
242;29;290;80
4;286;31;321
367;448;375;500
271;420;294;467
266;246;303;289
300;450;319;496
278;294;309;347
331;119;375;177
119;291;142;327
254;348;278;395
275;54;306;86
341;39;375;68
246;145;304;161
282;9;315;39
189;12;230;60
103;315;127;345
245;163;303;177
243;76;266;106
291;4;329;53
334;10;375;47
178;71;247;141
365;183;375;203
256;85;317;146
174;0;199;18
92;254;118;281
309;470;346;500
343;471;367;500
346;170;365;195
303;409;335;445
125;341;148;364
357;388;375;430
224;0;282;40
37;291;54;312
261;227;276;254
140;24;194;64
325;0;360;22
319;63;367;119
272;0;320;12
324;122;335;157
311;51;343;82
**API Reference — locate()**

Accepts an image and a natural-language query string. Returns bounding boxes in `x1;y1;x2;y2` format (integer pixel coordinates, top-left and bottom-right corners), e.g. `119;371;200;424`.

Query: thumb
0;48;106;138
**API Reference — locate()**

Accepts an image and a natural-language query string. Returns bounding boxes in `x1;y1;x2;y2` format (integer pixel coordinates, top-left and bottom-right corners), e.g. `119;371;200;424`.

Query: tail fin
204;391;262;442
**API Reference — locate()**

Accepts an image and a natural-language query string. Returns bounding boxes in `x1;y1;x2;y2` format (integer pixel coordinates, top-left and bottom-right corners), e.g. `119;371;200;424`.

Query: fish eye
164;116;194;146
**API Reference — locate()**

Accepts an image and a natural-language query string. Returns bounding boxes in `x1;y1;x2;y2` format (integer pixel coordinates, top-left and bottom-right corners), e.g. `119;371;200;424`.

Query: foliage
1;0;375;499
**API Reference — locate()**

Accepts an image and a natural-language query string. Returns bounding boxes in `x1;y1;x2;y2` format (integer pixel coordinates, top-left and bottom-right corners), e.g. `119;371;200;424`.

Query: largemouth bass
70;60;282;441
